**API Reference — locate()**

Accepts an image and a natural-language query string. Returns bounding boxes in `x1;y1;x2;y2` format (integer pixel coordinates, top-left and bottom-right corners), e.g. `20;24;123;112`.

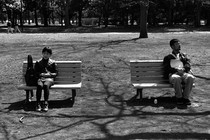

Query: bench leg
25;90;34;103
72;89;76;101
25;90;29;103
137;89;143;100
127;88;143;103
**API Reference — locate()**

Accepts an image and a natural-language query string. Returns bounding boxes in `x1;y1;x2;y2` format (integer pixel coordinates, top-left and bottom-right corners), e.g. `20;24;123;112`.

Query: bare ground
0;31;210;140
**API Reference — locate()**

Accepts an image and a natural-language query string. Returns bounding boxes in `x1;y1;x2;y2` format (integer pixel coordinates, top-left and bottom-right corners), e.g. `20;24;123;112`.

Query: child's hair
42;47;52;55
170;39;180;47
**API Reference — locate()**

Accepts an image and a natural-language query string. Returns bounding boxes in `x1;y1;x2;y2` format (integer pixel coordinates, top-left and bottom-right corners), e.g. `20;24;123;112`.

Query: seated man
34;47;58;112
163;39;195;105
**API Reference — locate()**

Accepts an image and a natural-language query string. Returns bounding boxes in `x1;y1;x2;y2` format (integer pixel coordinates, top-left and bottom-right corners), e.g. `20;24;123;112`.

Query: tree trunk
98;16;101;26
65;0;70;27
130;13;134;26
34;8;38;26
78;7;82;26
167;0;174;26
20;0;23;28
194;0;201;27
206;11;210;26
52;12;55;24
43;1;48;27
43;13;48;26
139;2;148;38
27;10;31;25
104;0;110;28
104;16;108;28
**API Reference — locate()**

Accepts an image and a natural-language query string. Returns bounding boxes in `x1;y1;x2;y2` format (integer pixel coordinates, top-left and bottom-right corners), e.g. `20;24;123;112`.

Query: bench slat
18;83;82;90
130;67;164;71
55;77;81;81
23;61;81;68
57;67;81;72
132;83;172;88
54;81;81;84
22;71;81;76
131;62;163;67
23;67;81;72
130;60;163;63
56;73;81;77
23;63;81;67
131;80;168;84
131;76;166;80
23;61;82;64
131;71;164;76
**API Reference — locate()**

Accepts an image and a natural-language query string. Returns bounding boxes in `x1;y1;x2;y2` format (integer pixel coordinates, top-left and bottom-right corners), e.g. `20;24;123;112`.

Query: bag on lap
25;55;37;86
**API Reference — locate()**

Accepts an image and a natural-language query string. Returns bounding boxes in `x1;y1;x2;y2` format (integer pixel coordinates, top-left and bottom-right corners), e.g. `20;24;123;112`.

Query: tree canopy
0;0;209;37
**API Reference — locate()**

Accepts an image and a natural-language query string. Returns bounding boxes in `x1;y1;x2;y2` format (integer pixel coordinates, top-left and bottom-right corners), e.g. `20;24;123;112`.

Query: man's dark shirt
34;58;58;79
163;52;191;79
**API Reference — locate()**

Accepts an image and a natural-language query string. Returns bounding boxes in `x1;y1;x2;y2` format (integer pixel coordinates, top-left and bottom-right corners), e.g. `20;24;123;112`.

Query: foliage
0;0;209;27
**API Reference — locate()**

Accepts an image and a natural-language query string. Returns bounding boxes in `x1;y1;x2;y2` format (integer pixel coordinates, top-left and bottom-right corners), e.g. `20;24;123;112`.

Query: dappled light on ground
0;32;210;139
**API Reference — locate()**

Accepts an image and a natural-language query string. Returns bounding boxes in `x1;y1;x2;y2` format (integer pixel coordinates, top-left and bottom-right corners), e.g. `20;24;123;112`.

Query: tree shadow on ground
14;77;210;140
85;132;210;140
4;98;74;112
84;77;210;139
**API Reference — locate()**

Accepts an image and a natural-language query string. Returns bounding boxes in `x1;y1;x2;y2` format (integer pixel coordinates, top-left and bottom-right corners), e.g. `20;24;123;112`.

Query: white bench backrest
130;60;168;84
22;61;82;84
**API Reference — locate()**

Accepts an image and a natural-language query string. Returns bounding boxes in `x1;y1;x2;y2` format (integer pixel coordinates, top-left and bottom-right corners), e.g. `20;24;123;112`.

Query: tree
88;0;104;26
65;0;71;27
194;0;202;27
203;1;210;26
0;0;7;23
200;0;210;26
71;0;89;26
139;0;149;38
55;0;65;26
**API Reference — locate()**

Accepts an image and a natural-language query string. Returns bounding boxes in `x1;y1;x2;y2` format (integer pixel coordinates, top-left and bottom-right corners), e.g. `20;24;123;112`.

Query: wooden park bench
130;60;195;100
18;61;82;103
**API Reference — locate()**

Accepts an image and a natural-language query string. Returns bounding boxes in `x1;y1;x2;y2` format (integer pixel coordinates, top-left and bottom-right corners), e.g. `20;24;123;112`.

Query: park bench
130;60;194;100
18;61;82;103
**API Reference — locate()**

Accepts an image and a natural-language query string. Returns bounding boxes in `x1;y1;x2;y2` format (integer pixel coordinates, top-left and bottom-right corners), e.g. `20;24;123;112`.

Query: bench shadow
5;98;75;112
126;96;188;109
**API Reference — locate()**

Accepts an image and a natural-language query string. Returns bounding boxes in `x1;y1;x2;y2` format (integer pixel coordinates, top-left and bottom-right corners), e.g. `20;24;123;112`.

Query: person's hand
45;73;51;76
177;68;184;76
40;73;45;76
40;73;51;77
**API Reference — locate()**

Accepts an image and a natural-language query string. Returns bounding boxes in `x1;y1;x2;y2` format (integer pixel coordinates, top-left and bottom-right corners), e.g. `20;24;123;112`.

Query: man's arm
44;62;58;78
163;55;177;75
181;53;191;72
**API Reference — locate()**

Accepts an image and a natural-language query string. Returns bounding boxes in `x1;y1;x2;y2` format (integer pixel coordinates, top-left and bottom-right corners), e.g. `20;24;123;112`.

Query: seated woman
34;47;58;112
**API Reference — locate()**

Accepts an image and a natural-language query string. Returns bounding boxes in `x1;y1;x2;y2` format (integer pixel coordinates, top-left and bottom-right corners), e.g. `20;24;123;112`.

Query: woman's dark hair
42;47;52;55
170;39;180;47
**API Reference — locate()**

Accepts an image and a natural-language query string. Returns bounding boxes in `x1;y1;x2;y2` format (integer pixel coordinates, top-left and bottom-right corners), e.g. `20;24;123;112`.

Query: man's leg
169;74;182;98
36;86;43;102
182;73;195;105
43;80;53;112
36;81;43;111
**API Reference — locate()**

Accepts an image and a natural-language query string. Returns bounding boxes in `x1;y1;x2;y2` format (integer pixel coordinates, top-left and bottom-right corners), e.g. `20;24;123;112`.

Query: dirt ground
0;30;210;140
